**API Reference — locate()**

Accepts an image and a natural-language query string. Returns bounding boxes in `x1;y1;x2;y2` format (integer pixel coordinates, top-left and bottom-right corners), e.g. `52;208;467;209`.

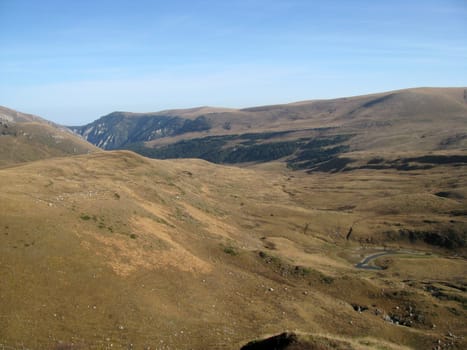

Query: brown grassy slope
145;87;467;153
340;88;467;153
0;106;52;124
0;151;465;349
0;106;99;167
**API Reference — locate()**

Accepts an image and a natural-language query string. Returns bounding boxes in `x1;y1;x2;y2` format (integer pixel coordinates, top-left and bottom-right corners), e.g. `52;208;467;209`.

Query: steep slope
71;88;467;171
0;151;465;349
0;106;99;167
68;107;233;149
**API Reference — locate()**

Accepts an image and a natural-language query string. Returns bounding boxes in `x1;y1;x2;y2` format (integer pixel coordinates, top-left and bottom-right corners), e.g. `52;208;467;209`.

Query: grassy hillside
0;106;98;167
0;151;465;349
71;88;467;172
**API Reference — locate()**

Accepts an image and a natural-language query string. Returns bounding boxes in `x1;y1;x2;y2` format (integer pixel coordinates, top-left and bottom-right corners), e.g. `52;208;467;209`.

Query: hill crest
0;106;99;167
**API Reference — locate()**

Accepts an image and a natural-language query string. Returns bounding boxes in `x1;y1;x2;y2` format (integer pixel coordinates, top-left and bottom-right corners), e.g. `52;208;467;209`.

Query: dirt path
355;250;400;270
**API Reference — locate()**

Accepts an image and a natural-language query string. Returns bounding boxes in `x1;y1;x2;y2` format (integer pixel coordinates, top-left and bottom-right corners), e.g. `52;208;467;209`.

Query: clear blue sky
1;0;466;125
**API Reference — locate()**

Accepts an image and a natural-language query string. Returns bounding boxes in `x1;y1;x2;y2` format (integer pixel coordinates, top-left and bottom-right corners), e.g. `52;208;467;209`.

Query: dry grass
144;87;467;156
0;116;99;167
0;150;465;349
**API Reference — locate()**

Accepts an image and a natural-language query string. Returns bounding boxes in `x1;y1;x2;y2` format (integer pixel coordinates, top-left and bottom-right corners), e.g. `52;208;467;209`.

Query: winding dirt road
355;251;400;270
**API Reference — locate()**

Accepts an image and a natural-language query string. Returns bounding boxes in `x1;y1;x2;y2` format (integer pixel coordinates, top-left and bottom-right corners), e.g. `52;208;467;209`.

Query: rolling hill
0;150;465;349
0;88;466;349
0;106;99;167
70;88;467;172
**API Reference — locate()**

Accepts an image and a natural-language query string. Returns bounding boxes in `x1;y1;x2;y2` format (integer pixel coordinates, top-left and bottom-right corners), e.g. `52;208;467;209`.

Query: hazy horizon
1;0;466;125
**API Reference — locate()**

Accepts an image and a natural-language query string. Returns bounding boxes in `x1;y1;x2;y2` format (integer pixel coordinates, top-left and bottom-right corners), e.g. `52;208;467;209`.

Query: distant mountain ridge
0;105;56;125
0;106;98;167
70;112;211;149
70;87;467;171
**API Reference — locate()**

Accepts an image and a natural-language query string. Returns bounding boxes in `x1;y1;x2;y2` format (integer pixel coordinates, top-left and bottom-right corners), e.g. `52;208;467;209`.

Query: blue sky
1;0;466;125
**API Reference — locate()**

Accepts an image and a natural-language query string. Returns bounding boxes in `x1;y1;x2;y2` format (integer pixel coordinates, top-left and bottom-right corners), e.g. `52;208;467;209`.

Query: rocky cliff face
70;112;211;150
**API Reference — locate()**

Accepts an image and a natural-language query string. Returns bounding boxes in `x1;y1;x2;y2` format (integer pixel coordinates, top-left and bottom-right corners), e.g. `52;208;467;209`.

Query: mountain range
0;87;466;349
70;87;467;172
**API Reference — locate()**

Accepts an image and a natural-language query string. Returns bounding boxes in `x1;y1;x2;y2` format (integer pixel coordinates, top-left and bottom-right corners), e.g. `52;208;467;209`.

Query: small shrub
258;251;282;265
320;274;334;284
80;214;91;221
130;233;137;239
294;266;311;276
223;245;238;256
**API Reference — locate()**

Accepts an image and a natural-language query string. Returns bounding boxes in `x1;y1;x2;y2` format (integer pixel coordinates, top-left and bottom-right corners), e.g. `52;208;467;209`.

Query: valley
0;88;466;349
0;150;465;349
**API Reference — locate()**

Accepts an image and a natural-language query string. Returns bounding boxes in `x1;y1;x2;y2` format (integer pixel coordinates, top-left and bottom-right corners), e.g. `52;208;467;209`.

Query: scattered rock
351;304;368;313
383;314;392;322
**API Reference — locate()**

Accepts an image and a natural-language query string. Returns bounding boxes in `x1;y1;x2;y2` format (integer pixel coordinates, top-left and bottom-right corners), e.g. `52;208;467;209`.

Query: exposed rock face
70;112;211;149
